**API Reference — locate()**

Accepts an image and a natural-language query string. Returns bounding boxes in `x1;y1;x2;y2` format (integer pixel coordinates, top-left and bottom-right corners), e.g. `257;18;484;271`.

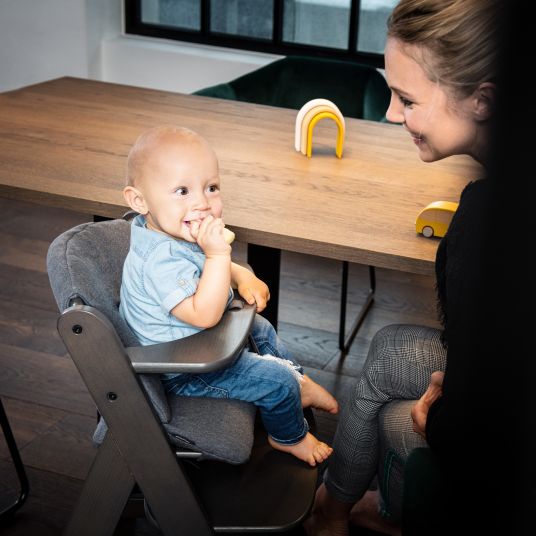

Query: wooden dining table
0;77;481;341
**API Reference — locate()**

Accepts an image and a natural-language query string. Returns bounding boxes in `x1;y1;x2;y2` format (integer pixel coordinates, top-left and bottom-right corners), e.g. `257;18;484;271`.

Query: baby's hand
237;275;270;312
192;216;231;257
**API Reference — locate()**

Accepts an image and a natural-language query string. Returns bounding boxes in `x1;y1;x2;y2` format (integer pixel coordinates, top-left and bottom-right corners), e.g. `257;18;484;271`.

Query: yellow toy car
416;201;459;238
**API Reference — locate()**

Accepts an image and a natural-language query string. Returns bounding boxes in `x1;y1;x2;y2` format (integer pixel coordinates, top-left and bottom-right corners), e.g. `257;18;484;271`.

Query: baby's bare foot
301;375;339;414
268;432;333;466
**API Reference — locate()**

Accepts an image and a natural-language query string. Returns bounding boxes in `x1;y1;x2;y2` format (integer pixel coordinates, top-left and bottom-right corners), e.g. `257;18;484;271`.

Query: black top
421;171;536;533
425;178;491;449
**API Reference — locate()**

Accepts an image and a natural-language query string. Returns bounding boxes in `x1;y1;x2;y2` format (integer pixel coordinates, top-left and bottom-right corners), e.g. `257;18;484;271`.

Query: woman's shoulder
456;178;491;216
460;177;490;199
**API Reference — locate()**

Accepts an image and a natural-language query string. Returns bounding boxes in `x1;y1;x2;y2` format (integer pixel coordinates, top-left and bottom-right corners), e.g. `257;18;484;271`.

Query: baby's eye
174;187;188;196
207;184;220;193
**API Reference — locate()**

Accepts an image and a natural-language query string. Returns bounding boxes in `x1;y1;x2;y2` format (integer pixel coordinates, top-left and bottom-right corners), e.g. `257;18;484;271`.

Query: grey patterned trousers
323;324;447;522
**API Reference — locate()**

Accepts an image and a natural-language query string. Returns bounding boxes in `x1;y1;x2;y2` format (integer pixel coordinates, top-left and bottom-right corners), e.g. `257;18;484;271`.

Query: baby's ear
123;185;148;214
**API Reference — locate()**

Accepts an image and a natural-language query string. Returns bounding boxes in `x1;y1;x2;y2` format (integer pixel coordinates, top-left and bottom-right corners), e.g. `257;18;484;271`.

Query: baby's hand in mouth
188;220;202;239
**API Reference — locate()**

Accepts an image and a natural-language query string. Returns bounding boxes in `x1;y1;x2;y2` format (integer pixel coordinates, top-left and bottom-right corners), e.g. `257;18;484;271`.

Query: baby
119;125;338;466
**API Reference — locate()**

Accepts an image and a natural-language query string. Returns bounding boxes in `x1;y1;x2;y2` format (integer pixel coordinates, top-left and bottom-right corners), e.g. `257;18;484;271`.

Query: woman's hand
411;371;445;438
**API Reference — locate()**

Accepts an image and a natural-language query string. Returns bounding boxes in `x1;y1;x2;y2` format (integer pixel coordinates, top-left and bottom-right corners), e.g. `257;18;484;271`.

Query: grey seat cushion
92;395;255;464
165;397;255;463
47;219;255;464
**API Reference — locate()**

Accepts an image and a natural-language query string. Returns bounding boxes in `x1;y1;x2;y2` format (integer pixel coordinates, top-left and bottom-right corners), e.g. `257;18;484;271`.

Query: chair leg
58;307;214;536
63;434;135;536
0;398;29;522
339;264;376;353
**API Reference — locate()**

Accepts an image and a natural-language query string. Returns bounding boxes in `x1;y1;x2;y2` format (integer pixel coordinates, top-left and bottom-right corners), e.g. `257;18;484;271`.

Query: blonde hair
388;0;502;97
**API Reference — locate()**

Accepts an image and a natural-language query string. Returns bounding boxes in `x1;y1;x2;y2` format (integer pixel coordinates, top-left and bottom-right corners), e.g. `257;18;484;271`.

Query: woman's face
384;37;480;163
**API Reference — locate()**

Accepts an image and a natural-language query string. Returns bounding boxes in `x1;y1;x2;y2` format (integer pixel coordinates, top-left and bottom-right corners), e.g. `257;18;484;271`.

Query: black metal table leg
339;264;376;353
0;398;29;522
247;244;281;330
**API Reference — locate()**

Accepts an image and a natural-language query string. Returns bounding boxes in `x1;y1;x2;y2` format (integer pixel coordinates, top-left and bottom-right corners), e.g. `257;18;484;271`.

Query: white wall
0;0;280;94
0;0;88;92
101;35;280;94
85;0;123;79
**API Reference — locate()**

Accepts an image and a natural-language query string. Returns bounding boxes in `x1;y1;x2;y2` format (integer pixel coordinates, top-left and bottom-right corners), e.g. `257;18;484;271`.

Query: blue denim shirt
119;214;233;346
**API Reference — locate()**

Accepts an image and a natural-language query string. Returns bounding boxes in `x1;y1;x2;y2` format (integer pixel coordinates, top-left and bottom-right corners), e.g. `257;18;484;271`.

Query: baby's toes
306;453;318;467
314;443;332;462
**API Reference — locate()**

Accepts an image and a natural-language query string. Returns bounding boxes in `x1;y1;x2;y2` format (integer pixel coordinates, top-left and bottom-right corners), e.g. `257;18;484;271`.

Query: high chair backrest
47;218;172;430
47;218;137;346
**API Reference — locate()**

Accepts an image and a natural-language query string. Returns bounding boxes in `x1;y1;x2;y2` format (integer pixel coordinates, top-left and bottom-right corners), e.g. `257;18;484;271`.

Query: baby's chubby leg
269;433;333;467
210;350;333;465
249;316;338;414
165;342;337;466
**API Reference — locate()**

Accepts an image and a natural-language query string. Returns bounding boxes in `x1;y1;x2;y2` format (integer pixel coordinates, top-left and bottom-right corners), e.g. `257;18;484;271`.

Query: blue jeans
163;314;308;445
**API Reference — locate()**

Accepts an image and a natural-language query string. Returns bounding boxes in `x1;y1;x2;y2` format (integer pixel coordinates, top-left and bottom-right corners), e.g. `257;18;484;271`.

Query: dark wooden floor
0;197;440;535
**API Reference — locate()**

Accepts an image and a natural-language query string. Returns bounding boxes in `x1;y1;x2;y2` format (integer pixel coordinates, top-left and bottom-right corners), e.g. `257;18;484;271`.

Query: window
125;0;397;68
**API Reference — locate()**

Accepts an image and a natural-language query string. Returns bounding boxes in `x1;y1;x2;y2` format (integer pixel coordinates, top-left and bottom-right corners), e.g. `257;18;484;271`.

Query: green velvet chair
194;55;391;352
194;55;390;122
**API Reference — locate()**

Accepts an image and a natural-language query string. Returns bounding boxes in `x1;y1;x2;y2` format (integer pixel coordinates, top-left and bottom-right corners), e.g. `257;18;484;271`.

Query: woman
304;0;502;534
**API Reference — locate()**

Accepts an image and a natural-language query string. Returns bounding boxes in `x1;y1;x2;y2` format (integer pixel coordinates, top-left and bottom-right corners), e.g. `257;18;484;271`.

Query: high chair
47;216;317;536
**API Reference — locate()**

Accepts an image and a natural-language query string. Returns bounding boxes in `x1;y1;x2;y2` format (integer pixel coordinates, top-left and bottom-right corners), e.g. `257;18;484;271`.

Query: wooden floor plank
0;344;94;417
0;265;59;314
18;413;97;481
0;303;67;356
0;398;68;457
278;322;341;369
280;292;439;345
0;461;83;536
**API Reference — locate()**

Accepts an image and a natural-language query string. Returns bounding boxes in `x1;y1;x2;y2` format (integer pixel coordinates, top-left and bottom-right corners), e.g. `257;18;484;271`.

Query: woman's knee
367;324;444;368
362;325;407;381
368;324;403;361
360;325;437;400
370;324;410;356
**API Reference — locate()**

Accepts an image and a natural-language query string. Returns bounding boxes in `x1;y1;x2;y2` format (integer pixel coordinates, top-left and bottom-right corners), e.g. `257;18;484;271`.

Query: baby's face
140;137;223;241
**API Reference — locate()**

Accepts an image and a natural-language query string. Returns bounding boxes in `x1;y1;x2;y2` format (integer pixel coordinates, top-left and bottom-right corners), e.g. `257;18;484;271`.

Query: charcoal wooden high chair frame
47;217;317;536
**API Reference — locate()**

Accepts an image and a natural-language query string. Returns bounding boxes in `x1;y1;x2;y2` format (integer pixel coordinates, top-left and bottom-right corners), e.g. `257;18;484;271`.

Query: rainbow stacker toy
295;99;345;158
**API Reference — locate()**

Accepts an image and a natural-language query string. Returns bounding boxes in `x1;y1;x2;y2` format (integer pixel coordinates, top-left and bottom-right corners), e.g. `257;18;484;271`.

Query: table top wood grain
0;77;481;275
